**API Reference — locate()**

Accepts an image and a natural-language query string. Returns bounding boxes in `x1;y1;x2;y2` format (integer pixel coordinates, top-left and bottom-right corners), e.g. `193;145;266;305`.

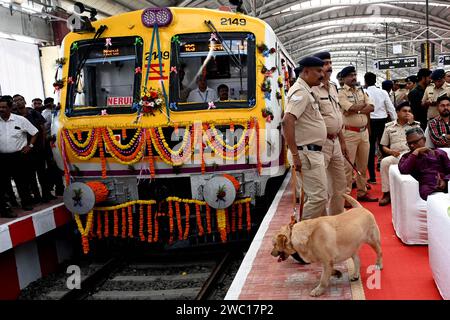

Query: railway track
28;250;237;300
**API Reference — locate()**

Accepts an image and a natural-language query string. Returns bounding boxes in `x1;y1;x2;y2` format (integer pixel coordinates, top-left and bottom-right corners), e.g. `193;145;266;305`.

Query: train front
50;7;288;251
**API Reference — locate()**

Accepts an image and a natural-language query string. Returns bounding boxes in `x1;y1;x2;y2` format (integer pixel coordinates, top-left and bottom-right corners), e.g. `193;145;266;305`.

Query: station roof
6;0;450;79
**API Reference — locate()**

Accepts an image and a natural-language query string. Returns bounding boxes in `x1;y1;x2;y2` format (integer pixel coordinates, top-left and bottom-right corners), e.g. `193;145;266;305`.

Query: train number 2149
221;18;246;26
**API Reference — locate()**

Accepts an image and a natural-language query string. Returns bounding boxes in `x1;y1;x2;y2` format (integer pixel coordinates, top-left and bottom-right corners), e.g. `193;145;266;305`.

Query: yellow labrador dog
271;194;383;297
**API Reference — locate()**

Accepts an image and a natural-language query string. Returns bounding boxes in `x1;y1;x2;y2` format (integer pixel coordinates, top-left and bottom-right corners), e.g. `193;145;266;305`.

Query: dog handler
282;56;328;220
311;51;347;215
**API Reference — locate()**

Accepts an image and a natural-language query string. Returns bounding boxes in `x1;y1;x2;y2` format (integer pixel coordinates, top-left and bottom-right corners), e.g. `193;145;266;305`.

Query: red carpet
354;172;442;300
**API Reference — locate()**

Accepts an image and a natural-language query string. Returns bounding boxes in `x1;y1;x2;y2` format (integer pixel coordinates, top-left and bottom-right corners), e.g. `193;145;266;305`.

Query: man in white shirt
187;77;217;103
364;72;397;183
0;96;38;216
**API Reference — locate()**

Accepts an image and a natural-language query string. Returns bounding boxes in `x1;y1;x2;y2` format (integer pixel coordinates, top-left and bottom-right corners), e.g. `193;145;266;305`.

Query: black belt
297;144;322;152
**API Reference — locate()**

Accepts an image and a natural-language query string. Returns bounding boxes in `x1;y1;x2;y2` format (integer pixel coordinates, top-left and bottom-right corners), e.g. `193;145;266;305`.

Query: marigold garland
206;205;212;234
113;209;118;237
231;204;236;232
102;127;145;165
98;129;107;178
122;128;127;140
168;202;174;244
174;201;182;240
216;209;227;243
127;205;133;238
183;203;190;240
225;208;230;234
195;204;204;236
104;210;109;237
147;204;153;243
121;207;126;238
145;129;156;178
238;203;243;230
246;202;251;231
74;211;94;254
85;181;109;203
76;130;82;141
255;118;262;175
153;213;159;242
139;204;145;242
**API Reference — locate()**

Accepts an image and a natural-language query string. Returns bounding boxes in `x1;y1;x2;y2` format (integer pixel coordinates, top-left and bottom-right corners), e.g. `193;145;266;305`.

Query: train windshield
170;32;255;111
65;36;143;117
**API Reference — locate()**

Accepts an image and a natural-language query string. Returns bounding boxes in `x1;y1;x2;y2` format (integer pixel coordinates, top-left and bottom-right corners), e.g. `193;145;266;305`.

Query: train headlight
141;8;173;28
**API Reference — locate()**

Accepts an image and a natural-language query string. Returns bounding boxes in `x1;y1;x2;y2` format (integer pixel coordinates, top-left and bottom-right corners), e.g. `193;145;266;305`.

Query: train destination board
438;55;450;67
376;56;418;70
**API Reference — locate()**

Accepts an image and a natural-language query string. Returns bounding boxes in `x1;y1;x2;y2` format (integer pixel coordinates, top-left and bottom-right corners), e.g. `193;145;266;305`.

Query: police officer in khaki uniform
394;80;409;106
338;66;378;202
311;52;347;215
422;69;450;120
378;101;421;205
282;56;328;220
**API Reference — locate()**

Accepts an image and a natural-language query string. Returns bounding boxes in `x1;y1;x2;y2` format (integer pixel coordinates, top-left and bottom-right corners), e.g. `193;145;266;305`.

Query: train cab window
170;32;255;111
65;36;143;116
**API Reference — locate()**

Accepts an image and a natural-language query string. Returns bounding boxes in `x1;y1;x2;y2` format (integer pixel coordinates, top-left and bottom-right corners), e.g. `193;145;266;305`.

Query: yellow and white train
52;6;296;248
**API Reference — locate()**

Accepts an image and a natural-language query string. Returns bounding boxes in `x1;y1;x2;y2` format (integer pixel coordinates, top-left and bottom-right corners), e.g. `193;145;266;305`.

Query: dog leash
291;165;304;224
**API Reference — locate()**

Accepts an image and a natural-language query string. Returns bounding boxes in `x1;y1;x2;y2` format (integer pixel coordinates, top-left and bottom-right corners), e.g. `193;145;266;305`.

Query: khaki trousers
380;154;406;192
322;138;346;215
288;150;328;220
343;129;370;197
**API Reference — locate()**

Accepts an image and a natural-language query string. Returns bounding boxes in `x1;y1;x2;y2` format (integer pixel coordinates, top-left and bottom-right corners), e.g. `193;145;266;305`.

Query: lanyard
198;90;209;102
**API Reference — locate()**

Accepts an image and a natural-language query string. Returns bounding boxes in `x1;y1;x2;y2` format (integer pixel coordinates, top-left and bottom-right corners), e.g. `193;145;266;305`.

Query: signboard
107;96;133;106
438;55;450;67
376;56;418;70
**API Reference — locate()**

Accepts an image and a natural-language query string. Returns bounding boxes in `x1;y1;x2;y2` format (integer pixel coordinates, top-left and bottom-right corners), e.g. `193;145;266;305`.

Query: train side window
169;32;255;111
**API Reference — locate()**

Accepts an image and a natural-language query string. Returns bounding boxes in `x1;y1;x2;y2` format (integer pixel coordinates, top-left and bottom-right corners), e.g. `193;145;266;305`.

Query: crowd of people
283;52;450;224
0;95;63;218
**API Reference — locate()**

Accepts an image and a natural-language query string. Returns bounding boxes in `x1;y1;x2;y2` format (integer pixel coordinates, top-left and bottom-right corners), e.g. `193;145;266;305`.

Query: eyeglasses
406;137;424;146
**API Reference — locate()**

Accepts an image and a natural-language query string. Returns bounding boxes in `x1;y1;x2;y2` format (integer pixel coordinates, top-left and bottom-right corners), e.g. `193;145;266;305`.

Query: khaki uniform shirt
422;84;450;104
380;120;421;153
312;81;343;135
285;78;327;147
338;84;374;127
394;88;409;105
422;84;450;119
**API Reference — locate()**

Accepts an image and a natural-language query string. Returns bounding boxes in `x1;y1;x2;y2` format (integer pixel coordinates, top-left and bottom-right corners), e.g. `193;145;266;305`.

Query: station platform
226;171;442;300
0;199;74;300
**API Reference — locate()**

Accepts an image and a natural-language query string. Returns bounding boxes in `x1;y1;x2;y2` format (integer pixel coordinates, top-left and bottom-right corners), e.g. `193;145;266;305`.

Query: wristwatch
28;144;34;148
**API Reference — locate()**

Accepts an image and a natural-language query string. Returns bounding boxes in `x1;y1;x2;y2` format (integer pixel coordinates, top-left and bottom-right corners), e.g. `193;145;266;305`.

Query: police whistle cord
291;165;304;224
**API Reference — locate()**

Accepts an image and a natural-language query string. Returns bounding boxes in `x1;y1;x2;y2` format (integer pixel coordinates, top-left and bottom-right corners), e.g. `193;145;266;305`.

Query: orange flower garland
183;203;190;240
168;202;174;244
121;207;126;238
222;174;240;191
175;201;182;240
74;212;94;254
127;205;133;238
206;205;212;234
216;209;227;243
153;213;159;242
238;203;243;230
85;181;109;203
147;204;153;242
76;130;82;141
98;129;107;178
246;202;251;231
113;209;118;237
139;204;145;241
225;208;230;234
195;204;204;236
122;128;127;140
231;204;236;232
104;211;109;237
102;128;145;165
145;130;155;178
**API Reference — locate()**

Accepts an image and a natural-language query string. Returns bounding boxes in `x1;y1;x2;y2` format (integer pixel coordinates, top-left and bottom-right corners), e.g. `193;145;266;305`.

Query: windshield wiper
204;20;243;70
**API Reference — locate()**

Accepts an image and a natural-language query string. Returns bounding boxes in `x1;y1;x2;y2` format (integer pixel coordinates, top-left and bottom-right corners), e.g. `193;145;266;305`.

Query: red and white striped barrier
0;204;73;300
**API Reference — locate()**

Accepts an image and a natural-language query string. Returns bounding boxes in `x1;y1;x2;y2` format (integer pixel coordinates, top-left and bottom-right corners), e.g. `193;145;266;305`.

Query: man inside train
216;84;229;102
187;76;218;103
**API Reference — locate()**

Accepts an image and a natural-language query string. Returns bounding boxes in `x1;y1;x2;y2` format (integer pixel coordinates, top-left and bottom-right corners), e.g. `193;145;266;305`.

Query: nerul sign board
376;56;418;70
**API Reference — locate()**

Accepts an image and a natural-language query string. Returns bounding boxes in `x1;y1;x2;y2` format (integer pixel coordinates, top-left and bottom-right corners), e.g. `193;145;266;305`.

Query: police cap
313;51;331;60
431;69;445;81
340;66;356;78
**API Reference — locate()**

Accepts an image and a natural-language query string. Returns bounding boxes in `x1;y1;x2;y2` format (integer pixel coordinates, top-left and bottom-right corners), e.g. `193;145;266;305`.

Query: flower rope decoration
149;125;193;166
63;128;99;160
74;211;94;254
101;127;145;165
216;209;227;243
